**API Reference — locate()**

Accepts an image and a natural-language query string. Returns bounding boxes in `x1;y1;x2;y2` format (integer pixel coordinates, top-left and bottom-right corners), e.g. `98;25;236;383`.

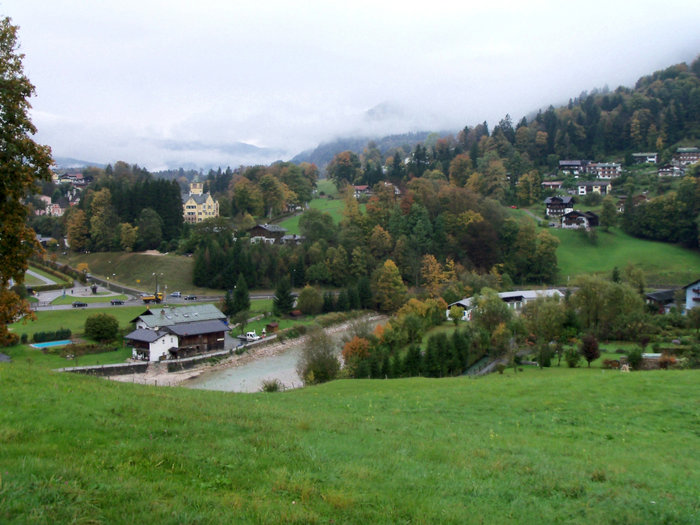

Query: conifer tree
273;276;295;315
232;274;250;314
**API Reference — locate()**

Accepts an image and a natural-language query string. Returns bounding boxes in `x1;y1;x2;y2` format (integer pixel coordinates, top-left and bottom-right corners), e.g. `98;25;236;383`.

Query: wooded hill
295;57;700;172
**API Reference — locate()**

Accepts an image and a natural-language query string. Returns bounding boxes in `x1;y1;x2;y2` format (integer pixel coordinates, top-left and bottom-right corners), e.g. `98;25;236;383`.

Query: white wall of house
685;282;700;312
148;334;178;361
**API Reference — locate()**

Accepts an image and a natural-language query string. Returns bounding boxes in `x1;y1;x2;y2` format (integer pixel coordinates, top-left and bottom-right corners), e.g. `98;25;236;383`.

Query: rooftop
131;304;226;329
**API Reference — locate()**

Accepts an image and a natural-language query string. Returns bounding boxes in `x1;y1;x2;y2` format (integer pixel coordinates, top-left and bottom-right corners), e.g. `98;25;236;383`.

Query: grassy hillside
1;365;698;524
551;226;700;285
59;252;196;294
278;196;345;235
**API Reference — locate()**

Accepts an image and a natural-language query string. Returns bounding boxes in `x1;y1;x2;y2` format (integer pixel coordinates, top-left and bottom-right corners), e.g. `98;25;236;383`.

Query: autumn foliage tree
372;259;407;313
0;17;53;346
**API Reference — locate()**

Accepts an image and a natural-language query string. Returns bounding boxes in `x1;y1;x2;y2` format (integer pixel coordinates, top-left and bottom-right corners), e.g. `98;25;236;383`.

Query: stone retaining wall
57;362;149;376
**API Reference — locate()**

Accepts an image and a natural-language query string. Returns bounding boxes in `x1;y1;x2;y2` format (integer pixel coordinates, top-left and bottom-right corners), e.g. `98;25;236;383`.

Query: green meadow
58;252;197;295
551;227;700;285
278;195;346;235
1;364;698;524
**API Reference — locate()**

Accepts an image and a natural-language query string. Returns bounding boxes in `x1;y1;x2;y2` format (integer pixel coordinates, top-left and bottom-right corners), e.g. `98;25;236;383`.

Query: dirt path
109;314;386;388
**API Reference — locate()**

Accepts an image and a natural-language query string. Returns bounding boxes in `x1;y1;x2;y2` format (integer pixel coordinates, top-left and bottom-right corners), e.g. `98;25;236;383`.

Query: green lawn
23;272;46;287
24;265;72;287
278;196;346;235
316;178;338;196
552;227;700;285
1;364;697;523
3;345;132;369
8;305;147;341
58;252;197;294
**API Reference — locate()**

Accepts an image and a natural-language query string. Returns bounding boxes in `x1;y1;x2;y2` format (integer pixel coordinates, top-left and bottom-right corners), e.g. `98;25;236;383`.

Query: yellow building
182;175;219;224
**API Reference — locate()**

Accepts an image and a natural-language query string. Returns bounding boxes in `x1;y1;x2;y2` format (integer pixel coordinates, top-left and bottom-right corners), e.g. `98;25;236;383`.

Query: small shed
265;322;279;333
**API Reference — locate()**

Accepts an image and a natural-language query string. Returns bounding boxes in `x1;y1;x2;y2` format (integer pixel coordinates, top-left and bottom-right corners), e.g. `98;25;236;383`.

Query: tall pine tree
273;276;295;315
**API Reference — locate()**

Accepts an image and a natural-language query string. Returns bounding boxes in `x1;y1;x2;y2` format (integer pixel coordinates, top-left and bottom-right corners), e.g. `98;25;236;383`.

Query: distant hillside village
540;146;699;230
36;170;221;225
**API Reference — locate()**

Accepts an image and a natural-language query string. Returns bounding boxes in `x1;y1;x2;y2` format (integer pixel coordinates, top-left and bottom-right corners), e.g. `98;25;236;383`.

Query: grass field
24;265;71;287
58;252;197;294
22;272;46;287
1;364;697;524
551;226;700;285
278;196;346;235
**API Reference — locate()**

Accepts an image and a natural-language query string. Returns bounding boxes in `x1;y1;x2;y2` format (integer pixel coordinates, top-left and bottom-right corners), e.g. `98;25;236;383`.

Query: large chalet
544;196;575;217
125;304;228;362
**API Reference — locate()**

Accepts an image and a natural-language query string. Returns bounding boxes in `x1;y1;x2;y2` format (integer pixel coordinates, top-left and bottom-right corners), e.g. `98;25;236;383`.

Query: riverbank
109;314;386;389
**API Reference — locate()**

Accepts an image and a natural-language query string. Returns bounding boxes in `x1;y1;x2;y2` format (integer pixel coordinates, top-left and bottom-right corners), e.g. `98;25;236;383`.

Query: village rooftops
165;319;229;337
124;328;168;343
254;223;287;233
131;304;226;329
182;193;213;205
448;289;564;311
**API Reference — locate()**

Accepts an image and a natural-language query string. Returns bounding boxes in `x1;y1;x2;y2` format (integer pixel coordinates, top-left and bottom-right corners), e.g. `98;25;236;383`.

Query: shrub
626;347;643;370
20;333;28;344
495;363;506;374
297;285;323;315
296;328;340;385
565;347;581;368
602;359;620;369
658;354;677;369
580;334;600;367
260;378;284;392
84;314;119;342
33;328;71;343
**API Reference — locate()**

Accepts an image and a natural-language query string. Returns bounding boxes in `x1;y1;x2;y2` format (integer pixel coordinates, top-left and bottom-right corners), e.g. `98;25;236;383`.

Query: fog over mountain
5;1;700;170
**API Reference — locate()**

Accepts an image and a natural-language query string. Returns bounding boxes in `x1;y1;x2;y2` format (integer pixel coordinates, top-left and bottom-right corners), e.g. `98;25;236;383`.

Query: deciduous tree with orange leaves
0;17;53;346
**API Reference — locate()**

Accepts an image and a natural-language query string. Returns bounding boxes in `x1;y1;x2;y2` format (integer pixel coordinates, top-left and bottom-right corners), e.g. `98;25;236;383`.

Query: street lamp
153;272;164;303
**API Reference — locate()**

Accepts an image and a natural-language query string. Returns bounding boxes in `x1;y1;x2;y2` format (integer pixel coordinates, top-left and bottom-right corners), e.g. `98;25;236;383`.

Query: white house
126;305;229;361
577;181;612;196
632;152;658;164
447;289;565;321
127;329;179;361
683;279;700;312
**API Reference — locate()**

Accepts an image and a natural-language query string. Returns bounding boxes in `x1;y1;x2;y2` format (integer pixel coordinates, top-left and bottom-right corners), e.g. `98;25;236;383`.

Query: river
185;317;384;393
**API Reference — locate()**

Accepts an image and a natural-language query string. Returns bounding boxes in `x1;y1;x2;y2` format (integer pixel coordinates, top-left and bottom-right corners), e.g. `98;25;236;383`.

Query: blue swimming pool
31;339;72;349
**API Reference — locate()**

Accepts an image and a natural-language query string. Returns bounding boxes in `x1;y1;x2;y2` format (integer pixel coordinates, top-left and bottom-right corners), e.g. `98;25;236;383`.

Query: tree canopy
0;17;53;345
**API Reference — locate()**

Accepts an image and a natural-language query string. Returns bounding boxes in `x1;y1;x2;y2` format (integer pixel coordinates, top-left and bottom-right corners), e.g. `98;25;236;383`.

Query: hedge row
32;258;87;284
33;328;72;343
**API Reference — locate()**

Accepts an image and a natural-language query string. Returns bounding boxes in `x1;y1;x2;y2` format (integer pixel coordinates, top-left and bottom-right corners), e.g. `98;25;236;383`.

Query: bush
658;354;677;369
565;347;581;368
260;378;284;392
626;347;643;370
495;363;506;374
296;327;340;385
20;333;28;344
33;328;71;343
580;334;600;367
84;314;119;342
602;359;621;369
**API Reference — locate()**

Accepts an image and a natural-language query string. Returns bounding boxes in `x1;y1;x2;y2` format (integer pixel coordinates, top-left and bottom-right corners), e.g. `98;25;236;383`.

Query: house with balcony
544;196;575;217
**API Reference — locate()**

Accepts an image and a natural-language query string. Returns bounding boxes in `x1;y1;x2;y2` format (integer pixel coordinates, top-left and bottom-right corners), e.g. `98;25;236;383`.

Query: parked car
184;295;197;301
170;291;181;298
72;301;88;308
245;331;261;342
110;299;124;305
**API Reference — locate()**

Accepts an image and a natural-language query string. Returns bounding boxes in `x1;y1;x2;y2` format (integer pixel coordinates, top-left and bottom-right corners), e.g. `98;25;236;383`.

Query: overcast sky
3;0;700;170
